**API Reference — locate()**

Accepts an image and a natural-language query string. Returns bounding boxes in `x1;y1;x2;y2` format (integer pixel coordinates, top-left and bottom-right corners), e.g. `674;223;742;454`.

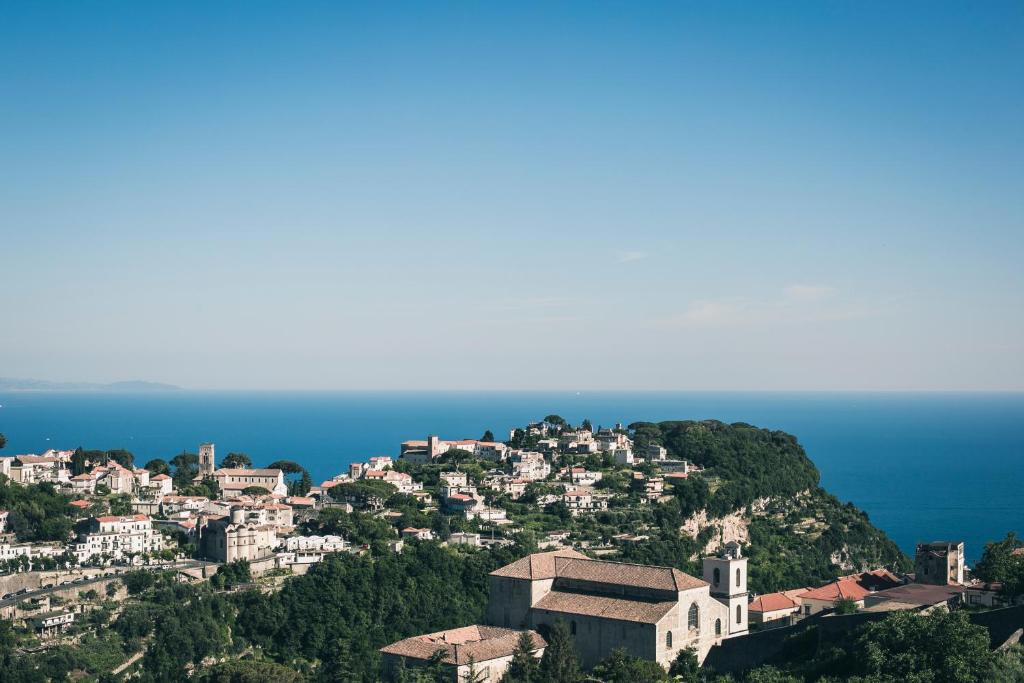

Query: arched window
666;630;672;649
736;567;741;587
688;603;699;630
713;567;720;586
715;618;722;636
570;620;577;635
736;604;742;624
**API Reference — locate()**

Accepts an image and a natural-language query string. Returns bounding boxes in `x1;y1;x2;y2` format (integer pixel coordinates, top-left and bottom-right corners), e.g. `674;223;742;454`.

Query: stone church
485;544;748;667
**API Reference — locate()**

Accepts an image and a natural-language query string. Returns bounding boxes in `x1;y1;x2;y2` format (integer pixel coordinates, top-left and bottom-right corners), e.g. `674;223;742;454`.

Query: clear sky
2;2;1022;390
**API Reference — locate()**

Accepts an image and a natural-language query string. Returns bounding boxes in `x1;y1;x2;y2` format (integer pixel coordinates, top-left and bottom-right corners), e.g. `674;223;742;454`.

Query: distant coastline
0;377;181;392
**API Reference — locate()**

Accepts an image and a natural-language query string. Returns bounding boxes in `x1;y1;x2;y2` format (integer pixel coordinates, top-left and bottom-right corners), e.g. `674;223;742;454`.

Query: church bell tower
702;541;748;637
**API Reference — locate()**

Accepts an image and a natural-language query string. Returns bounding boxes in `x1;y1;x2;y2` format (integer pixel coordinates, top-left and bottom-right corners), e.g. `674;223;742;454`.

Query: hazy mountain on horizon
0;377;181;392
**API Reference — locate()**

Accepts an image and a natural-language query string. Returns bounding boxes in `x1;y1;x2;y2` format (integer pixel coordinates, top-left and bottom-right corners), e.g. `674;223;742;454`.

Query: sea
0;390;1021;563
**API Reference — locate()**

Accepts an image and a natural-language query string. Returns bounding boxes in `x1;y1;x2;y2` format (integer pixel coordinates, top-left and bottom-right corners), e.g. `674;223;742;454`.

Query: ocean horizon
2;389;1021;563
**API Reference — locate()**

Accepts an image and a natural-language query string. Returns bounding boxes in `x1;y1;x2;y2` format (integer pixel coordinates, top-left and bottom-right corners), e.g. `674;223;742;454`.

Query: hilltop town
0;418;1022;682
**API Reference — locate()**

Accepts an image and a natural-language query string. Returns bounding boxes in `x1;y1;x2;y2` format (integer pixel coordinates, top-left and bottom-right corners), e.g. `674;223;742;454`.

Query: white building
73;515;164;563
563;489;608;515
285;535;348;552
212;468;288;497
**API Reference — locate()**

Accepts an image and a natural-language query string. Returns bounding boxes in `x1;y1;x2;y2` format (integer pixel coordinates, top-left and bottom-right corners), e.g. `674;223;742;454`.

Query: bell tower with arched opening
702;541;748;637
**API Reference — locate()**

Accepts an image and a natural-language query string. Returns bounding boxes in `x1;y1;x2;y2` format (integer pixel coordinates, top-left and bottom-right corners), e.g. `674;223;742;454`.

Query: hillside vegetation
626;420;908;590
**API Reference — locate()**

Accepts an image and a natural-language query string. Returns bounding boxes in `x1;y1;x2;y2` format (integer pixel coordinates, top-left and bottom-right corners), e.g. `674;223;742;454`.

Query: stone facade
485;549;739;667
915;540;965;585
198;443;216;476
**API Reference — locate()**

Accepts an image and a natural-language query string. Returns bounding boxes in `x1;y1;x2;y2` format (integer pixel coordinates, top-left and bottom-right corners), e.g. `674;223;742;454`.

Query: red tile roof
95;514;149;523
380;626;543;665
749;589;809;613
800;578;870;602
534;590;676;624
491;549;588;580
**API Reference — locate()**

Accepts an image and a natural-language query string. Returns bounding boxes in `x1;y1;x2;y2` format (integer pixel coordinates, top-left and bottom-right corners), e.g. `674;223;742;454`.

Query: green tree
502;631;541;683
543;415;567;427
195;659;306;682
974;532;1024;598
668;648;699;680
122;570;156;595
833;597;858;614
105;449;134;469
481;430;495;442
211;559;252;589
591;648;669;682
171;452;199;489
144;458;170;475
0;476;75;542
268;460;311;495
0;433;5;449
538;621;580;683
108;494;134;516
221;452;252;469
72;447;89;475
850;610;993;682
744;666;801;683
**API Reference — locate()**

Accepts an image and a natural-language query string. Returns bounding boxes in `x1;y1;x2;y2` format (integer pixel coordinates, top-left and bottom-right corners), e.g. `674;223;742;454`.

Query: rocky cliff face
679;489;907;591
681;497;774;555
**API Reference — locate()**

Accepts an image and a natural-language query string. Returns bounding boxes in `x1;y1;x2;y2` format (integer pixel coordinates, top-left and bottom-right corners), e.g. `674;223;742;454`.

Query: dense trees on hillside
737;610;1000;682
631;420;819;516
0;476;74;542
232;542;522;681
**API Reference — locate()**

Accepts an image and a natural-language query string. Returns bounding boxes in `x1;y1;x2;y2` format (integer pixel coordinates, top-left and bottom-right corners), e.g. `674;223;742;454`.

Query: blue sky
2;2;1022;390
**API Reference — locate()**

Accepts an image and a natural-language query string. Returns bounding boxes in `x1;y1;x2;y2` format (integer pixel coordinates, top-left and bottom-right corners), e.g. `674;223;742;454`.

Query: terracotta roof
214;468;282;477
748;589;808;613
533;590;676;624
16;455;60;464
68;500;91;508
151;474;171;481
71;474;94;481
553;556;707;592
95;514;148;523
800;578;870;602
846;569;903;591
380;626;543;665
491;549;589;580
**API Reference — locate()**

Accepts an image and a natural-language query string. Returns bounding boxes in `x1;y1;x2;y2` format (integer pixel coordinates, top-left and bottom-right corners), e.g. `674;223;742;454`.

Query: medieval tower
198;442;216;476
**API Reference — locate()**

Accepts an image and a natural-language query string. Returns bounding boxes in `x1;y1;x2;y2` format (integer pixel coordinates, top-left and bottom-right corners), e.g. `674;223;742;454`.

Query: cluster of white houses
5;428;1014;678
0;444;337;570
